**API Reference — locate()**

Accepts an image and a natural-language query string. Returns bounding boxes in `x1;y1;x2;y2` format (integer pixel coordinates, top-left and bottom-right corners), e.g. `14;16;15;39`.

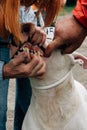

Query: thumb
61;42;79;54
45;38;62;57
12;52;28;66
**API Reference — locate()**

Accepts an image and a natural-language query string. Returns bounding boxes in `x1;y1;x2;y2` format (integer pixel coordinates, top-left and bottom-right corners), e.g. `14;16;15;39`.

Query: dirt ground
6;36;87;130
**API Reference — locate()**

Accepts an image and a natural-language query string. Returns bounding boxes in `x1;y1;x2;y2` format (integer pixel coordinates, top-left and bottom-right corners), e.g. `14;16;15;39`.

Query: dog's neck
32;71;76;100
29;50;82;129
31;72;80;129
30;50;76;90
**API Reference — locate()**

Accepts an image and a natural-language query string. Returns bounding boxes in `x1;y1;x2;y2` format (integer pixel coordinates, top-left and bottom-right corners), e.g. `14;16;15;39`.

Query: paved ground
7;35;87;130
7;79;15;130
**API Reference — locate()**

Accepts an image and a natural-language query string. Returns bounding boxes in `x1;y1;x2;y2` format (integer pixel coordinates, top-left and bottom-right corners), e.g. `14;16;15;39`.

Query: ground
7;30;87;130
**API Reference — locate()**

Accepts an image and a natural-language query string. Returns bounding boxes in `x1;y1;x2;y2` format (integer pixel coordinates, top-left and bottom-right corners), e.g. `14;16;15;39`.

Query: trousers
14;78;32;130
0;47;32;130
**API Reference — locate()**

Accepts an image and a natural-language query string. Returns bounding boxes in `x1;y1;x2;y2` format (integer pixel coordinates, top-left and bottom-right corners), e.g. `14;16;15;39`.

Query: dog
22;28;87;130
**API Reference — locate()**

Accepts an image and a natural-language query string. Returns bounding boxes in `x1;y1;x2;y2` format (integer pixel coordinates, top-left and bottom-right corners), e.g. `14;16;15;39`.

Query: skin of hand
9;44;18;58
45;16;87;57
20;43;46;79
10;22;46;58
22;23;46;46
73;52;87;69
3;51;46;79
7;23;46;80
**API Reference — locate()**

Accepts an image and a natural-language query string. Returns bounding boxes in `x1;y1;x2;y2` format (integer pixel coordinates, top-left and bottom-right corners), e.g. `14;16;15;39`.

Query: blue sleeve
0;61;5;80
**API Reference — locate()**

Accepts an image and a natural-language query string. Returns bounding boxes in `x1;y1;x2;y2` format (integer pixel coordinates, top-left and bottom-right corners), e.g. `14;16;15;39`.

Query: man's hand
45;16;87;57
73;52;87;69
22;23;46;46
3;51;46;79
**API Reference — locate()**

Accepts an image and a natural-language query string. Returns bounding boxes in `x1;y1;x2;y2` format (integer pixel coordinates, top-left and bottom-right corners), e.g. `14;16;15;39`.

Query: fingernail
39;43;42;47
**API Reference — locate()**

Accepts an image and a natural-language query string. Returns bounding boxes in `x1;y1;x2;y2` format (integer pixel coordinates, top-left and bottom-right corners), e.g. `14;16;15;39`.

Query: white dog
22;42;87;130
20;21;87;130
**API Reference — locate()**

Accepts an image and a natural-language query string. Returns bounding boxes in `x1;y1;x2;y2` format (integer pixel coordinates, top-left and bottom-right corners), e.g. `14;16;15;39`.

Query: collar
32;71;71;90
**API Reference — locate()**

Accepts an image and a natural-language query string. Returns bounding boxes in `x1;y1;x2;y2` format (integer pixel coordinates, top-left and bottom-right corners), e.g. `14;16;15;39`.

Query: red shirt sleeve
73;0;87;28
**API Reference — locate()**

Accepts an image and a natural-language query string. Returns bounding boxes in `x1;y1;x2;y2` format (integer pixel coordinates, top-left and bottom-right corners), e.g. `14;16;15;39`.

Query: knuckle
35;58;39;64
33;55;39;62
42;30;46;36
23;67;31;76
10;59;15;66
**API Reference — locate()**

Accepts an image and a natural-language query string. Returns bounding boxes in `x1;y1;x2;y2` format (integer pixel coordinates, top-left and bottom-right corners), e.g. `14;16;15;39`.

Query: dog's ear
72;52;87;69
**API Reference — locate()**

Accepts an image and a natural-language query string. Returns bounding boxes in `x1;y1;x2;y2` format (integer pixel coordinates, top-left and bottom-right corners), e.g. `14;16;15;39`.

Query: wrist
3;64;8;79
3;63;11;79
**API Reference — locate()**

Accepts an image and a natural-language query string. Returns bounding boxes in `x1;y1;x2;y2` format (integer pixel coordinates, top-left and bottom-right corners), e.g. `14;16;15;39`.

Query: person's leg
14;78;32;130
0;79;9;130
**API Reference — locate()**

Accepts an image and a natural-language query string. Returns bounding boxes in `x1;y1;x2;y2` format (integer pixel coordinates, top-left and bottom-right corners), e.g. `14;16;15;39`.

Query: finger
45;38;61;57
15;50;31;63
10;54;39;78
62;43;81;54
37;29;46;46
26;54;40;73
35;62;46;76
32;45;44;56
30;61;46;78
30;27;46;45
29;24;36;36
11;52;29;66
40;33;46;46
28;54;46;77
31;32;42;44
23;42;32;49
29;56;43;75
35;74;45;80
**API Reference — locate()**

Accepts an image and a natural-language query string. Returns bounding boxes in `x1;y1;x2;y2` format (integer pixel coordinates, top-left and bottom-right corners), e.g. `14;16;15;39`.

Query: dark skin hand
45;16;87;57
10;22;46;58
3;50;46;79
7;23;46;80
22;23;46;46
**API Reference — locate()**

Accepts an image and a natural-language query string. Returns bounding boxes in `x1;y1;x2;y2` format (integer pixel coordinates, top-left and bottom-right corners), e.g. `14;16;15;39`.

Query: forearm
68;15;87;41
45;15;87;56
55;15;87;45
2;51;46;79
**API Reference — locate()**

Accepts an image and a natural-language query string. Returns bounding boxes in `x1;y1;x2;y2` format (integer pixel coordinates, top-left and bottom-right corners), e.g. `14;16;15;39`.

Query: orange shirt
73;0;87;28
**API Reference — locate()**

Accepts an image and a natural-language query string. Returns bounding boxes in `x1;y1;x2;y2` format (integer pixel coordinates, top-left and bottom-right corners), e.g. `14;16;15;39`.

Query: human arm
10;22;46;57
21;22;46;46
20;6;46;46
8;16;46;79
45;15;87;56
2;50;46;79
45;0;87;57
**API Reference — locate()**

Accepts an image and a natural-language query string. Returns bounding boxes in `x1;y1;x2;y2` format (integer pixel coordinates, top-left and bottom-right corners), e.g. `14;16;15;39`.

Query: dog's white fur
22;49;87;130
